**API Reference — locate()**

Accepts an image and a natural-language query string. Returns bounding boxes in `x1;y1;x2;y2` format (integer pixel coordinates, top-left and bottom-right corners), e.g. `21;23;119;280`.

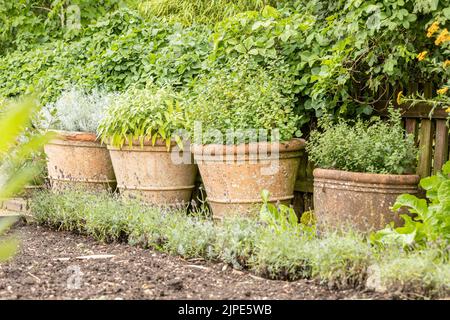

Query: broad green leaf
288;207;298;225
392;194;428;218
442;160;450;175
261;5;279;19
437;180;450;206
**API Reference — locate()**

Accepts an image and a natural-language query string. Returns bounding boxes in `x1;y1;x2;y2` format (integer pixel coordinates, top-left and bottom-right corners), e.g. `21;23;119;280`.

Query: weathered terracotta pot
191;139;305;218
313;168;420;232
107;140;198;206
44;131;116;191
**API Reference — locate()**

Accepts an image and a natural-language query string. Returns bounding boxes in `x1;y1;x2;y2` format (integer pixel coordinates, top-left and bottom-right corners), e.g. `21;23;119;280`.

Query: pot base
209;199;292;218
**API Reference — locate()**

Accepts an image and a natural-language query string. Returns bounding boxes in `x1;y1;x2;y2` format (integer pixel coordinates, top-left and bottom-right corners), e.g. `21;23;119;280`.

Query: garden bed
5;190;444;300
0;222;385;300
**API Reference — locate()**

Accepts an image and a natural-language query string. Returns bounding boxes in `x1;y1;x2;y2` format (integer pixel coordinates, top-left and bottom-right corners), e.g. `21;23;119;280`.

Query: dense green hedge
1;0;449;119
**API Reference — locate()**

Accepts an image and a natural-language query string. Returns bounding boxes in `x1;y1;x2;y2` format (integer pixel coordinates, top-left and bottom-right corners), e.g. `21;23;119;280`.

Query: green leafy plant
135;0;277;26
210;5;313;92
0;8;173;104
306;107;418;174
0;217;18;262
0;0;123;55
186;59;302;144
97;84;186;149
372;161;450;249
43;87;116;133
259;189;315;235
146;24;212;88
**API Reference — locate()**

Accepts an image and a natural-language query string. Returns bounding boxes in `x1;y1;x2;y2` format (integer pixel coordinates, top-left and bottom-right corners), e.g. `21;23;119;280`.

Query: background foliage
1;0;449;121
306;108;418;174
185;59;302;143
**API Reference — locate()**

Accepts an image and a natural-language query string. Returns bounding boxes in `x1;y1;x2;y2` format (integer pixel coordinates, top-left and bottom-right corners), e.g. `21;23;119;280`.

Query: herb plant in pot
306;108;420;232
187;60;305;218
43;88;117;191
97;85;197;206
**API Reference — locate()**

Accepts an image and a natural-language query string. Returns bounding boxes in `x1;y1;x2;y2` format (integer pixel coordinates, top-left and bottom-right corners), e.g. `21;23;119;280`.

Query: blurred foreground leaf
0;97;52;261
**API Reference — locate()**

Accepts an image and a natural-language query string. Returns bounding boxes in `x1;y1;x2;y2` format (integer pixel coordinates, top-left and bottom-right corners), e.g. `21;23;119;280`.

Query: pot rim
191;138;306;155
313;168;420;185
48;130;98;142
106;137;180;148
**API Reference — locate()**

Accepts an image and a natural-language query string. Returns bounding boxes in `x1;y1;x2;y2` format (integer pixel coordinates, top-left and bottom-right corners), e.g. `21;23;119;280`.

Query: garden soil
0;222;389;300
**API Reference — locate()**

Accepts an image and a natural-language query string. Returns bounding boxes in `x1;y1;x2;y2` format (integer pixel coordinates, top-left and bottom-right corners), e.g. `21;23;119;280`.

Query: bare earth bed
0;223;388;300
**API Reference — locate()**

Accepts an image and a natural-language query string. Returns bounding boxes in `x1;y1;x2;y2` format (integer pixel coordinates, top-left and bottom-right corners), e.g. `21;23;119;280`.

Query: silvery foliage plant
43;87;116;133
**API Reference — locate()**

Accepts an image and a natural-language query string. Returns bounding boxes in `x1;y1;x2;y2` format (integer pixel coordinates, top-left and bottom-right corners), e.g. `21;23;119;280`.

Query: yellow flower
446;107;450;113
437;87;448;95
444;60;450;68
417;51;428;61
427;21;440;38
397;91;403;105
435;28;450;46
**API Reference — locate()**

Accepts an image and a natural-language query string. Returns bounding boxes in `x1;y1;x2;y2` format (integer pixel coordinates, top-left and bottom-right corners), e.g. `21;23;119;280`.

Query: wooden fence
293;83;450;215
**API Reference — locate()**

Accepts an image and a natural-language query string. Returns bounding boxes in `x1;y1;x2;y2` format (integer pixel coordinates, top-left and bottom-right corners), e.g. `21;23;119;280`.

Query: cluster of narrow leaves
97;84;186;149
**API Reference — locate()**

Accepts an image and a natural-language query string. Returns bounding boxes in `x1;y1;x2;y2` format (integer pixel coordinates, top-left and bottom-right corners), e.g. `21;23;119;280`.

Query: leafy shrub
373;161;450;249
306;107;418;174
0;9;173;104
146;24;212;87
211;6;312;89
0;0;122;54
259;189;315;235
397;19;450;119
307;232;372;289
97;84;186;149
135;0;277;25
250;228;313;280
43;87;115;133
159;213;217;259
186;59;302;144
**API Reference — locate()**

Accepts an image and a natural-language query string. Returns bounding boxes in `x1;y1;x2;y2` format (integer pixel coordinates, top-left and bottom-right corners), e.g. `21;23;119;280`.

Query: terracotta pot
107;140;198;206
44;131;116;191
313;168;420;232
191;139;305;218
